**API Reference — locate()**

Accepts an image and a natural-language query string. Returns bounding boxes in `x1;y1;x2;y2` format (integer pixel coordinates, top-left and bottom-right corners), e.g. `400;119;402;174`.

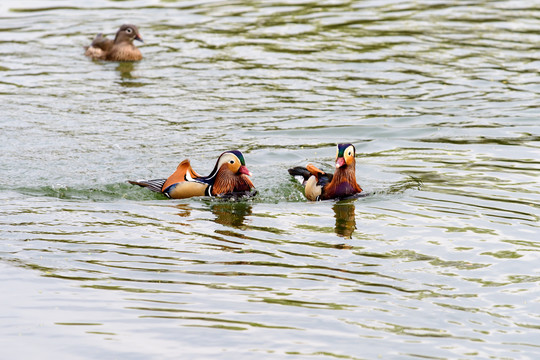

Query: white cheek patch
218;154;236;168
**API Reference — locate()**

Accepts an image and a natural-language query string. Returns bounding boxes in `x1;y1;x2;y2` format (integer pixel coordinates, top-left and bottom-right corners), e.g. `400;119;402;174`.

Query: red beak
335;157;345;168
239;165;252;177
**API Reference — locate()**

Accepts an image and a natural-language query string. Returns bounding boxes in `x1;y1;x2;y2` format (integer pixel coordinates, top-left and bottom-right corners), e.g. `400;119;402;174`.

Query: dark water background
1;0;539;359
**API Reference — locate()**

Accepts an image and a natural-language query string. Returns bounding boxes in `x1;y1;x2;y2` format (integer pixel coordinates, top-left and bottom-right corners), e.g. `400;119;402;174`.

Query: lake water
1;0;539;359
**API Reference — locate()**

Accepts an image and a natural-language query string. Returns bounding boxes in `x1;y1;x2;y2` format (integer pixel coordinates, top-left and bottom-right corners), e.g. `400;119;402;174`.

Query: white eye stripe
217;154;240;169
126;28;133;33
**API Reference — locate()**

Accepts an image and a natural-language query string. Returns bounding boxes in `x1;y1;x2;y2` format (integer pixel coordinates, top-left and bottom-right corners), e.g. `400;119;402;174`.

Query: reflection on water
333;201;356;238
209;201;252;228
174;203;192;218
114;61;148;87
116;62;135;79
1;0;540;359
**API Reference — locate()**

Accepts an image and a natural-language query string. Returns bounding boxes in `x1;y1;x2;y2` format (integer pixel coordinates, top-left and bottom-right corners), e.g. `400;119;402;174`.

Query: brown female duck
85;24;143;61
289;143;363;201
129;150;256;199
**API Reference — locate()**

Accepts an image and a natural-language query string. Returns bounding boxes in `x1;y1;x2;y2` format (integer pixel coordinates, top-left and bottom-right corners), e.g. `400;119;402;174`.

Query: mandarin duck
288;144;363;201
85;24;143;61
129;150;256;199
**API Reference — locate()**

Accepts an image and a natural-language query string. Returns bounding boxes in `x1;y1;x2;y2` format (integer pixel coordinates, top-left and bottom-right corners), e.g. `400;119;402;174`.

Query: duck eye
229;160;235;164
348;151;352;156
126;28;133;34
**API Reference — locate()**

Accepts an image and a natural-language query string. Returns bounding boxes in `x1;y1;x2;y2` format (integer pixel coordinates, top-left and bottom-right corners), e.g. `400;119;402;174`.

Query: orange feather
161;160;201;192
212;165;254;195
306;163;325;176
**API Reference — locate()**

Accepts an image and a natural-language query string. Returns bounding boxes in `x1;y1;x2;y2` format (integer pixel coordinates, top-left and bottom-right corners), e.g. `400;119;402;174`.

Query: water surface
1;0;539;359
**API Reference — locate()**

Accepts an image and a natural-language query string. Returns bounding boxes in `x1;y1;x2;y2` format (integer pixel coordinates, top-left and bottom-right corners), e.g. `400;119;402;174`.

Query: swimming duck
288;144;363;201
129;150;256;199
84;24;143;61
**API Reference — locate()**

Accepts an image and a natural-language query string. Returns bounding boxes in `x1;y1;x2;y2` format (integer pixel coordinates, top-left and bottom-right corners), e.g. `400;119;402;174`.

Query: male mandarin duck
129;150;256;199
288;143;363;201
85;24;143;61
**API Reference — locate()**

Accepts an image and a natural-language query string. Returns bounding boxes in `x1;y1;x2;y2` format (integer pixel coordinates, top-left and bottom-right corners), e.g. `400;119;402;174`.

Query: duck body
129;150;256;199
85;24;143;61
289;144;363;201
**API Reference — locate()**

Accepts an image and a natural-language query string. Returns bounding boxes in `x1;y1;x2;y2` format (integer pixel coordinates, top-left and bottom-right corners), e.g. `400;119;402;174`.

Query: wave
10;176;421;204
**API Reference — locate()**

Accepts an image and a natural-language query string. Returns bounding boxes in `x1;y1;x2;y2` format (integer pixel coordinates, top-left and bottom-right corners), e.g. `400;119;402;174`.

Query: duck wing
128;159;202;194
89;34;113;52
305;164;333;187
162;159;202;192
288;166;312;185
289;164;333;185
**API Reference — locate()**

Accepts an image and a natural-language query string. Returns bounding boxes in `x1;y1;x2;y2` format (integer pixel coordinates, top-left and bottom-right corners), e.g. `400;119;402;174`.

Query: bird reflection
333;201;356;238
174;203;192;218
116;62;135;79
209;201;252;228
115;62;146;87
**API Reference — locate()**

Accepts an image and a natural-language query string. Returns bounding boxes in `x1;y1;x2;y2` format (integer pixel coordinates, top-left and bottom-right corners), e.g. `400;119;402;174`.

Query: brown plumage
212;166;254;195
85;24;143;61
128;150;256;199
321;156;362;199
289;144;363;201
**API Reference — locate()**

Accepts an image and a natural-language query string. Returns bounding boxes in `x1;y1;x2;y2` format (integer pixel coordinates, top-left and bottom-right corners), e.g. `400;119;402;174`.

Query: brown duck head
114;24;143;45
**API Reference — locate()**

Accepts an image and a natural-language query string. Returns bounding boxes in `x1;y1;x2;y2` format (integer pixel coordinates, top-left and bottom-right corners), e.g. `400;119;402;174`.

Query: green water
1;1;539;359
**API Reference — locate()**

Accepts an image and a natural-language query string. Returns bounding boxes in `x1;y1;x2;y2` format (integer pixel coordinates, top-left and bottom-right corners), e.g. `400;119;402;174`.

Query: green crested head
335;144;356;168
229;150;246;165
337;143;354;158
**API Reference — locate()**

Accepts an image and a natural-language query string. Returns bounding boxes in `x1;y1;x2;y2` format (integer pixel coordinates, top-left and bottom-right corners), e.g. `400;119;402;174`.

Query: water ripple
1;0;540;359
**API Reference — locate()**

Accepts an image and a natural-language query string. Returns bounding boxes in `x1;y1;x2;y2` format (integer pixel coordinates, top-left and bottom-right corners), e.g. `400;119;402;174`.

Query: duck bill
135;34;144;43
238;165;252;177
335;157;345;168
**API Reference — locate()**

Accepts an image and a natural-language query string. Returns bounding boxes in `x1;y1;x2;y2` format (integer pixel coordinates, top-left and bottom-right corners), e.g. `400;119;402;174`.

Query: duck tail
128;179;166;193
288;166;312;185
89;33;104;47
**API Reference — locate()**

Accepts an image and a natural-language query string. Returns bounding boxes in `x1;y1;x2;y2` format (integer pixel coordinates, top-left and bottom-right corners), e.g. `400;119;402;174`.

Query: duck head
335;143;356;169
209;150;254;195
209;150;252;179
115;24;143;44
